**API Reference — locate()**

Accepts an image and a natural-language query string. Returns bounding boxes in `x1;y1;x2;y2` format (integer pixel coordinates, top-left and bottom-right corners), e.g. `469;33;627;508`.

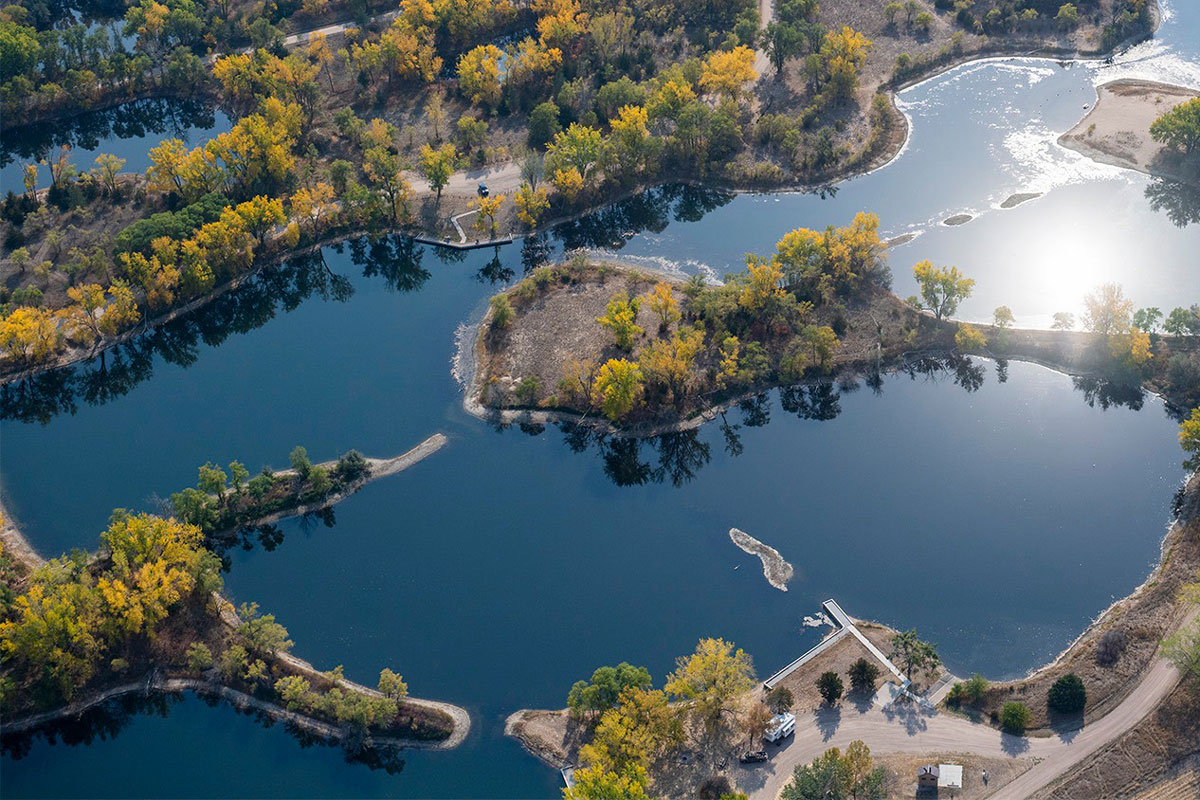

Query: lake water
0;98;232;192
2;2;1199;796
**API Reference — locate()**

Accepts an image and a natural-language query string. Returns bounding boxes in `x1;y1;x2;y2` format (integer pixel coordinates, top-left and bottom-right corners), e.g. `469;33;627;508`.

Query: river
1;2;1198;796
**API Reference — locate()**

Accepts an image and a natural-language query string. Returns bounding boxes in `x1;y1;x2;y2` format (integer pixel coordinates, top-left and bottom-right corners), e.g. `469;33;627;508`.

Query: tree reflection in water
532;353;1154;488
1145;176;1200;228
0;236;434;425
1;97;222;170
1;688;407;774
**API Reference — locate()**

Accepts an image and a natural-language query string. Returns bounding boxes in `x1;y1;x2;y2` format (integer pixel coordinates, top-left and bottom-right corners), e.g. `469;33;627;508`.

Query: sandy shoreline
1060;79;1200;184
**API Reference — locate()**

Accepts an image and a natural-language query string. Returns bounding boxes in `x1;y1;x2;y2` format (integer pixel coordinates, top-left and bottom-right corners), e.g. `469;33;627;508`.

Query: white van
764;712;795;743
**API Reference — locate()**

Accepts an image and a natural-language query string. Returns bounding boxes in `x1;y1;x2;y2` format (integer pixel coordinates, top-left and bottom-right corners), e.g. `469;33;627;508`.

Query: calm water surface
1;2;1198;796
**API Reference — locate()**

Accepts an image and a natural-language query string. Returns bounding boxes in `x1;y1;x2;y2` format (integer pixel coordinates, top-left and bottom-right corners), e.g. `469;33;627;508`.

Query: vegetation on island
169;445;372;536
0;510;452;751
478;221;1200;429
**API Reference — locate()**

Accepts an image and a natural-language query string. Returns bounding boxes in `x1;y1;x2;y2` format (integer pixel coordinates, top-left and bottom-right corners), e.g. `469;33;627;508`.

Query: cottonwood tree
418;143;457;203
665;637;755;752
1150;97;1200;154
912;261;974;321
592;358;643;420
1082;283;1134;336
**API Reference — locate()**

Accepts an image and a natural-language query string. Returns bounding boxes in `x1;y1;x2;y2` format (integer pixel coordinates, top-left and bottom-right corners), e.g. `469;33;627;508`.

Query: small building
917;764;963;793
938;764;963;791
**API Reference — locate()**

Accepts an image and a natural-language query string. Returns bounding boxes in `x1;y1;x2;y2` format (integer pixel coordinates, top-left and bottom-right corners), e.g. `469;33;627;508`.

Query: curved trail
741;608;1195;799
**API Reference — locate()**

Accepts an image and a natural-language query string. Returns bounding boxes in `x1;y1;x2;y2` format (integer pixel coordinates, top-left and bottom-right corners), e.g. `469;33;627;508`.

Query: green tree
781;742;886;800
1165;306;1200;336
1047;673;1086;713
816;670;843;703
378;668;408;700
800;325;839;371
1162;616;1200;685
228;461;249;494
419;143;457;202
490;294;515;328
963;673;989;703
1001;701;1032;734
235;602;293;655
1150;96;1200;154
528;101;562;149
912;260;975;321
186;641;213;672
567;662;653;718
848;657;879;693
993;305;1015;329
766;684;794;714
889;629;940;680
1132;307;1163;333
761;21;803;79
197;462;228;503
289;446;312;478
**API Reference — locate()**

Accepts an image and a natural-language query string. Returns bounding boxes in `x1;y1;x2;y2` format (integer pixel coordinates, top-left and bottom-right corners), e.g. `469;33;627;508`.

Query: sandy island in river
1060;79;1199;184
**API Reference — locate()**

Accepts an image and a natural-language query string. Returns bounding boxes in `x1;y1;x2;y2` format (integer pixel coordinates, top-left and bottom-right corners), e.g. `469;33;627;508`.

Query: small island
467;215;1200;433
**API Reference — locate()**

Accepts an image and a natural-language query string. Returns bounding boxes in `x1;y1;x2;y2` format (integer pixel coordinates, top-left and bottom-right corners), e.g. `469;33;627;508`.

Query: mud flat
1060;79;1199;184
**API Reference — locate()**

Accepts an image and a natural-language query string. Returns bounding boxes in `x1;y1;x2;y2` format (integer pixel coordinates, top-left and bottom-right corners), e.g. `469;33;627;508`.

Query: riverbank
0;496;470;752
1060;79;1200;185
0;0;1165;387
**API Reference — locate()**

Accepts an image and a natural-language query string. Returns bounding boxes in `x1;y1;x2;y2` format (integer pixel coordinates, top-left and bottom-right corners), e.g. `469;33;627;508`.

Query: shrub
1048;673;1087;713
848;658;880;692
334;450;370;483
1096;629;1128;666
490;294;515;328
1000;701;1032;734
186;642;213;672
515;376;540;405
963;673;989;703
817;671;843;703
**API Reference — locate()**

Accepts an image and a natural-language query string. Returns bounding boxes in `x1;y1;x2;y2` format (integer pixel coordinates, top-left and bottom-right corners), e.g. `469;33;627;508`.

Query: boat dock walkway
763;599;913;695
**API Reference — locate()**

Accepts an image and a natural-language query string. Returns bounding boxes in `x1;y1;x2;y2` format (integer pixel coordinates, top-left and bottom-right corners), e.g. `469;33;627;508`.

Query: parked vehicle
740;750;769;764
477;183;489;197
764;711;795;744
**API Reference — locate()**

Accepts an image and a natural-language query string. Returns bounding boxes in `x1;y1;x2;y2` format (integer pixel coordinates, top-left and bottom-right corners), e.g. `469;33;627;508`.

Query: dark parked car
739;750;768;764
477;183;489;197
